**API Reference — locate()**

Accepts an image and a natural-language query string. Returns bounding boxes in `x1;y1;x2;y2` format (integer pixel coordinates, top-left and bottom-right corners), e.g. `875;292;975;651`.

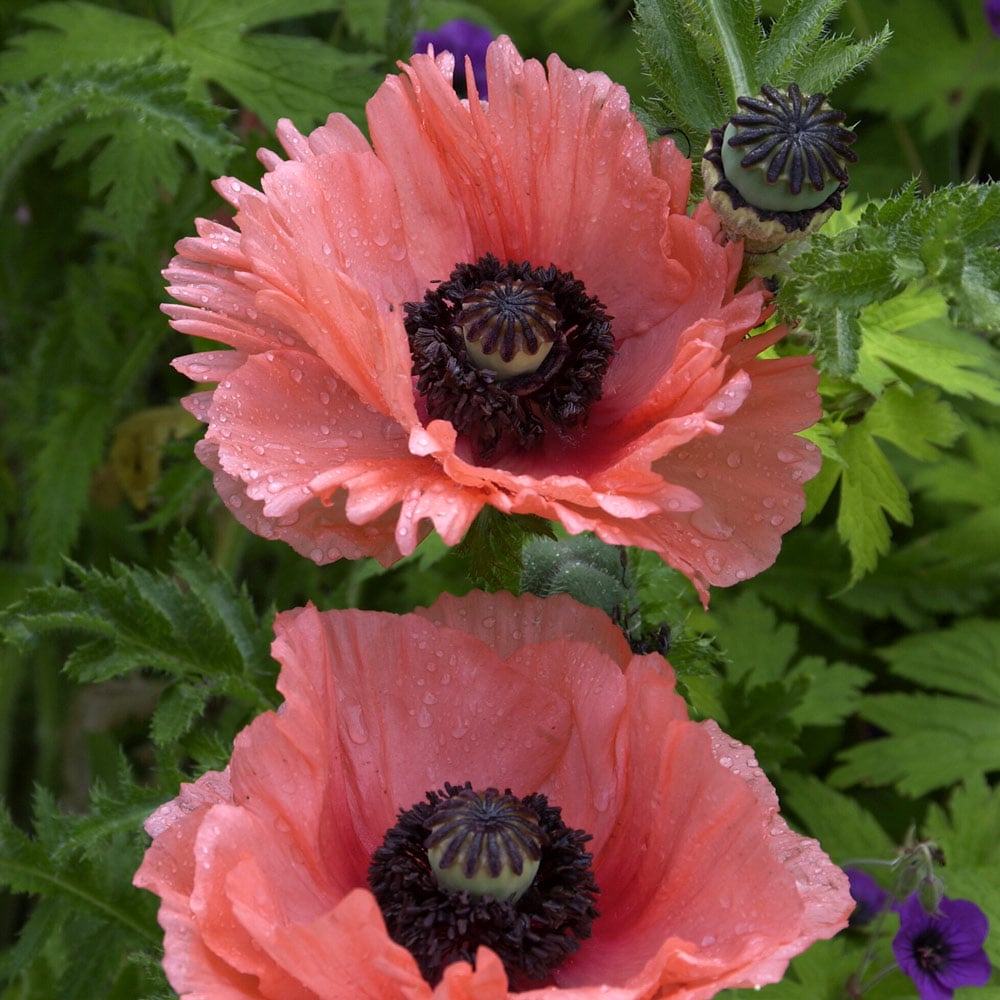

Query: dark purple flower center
913;930;950;973
405;255;615;462
367;781;599;988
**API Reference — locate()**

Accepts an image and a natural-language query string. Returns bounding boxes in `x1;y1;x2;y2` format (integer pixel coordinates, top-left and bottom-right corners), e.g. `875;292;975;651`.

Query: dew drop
776;448;799;463
290;368;303;382
726;451;742;468
416;706;433;728
719;755;733;768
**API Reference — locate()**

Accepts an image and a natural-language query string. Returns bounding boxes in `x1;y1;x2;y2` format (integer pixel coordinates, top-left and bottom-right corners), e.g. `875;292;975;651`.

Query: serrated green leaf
854;0;1000;140
863;386;965;462
787;656;872;727
856;288;1000;404
910;424;1000;507
173;29;380;129
879;619;1000;704
795;26;891;94
708;591;798;685
0;533;276;723
26;387;116;579
832;694;1000;796
0;2;169;80
925;776;1000;869
835;424;912;585
151;681;210;745
840;504;1000;627
0;803;156;945
754;0;842;85
1;58;233;245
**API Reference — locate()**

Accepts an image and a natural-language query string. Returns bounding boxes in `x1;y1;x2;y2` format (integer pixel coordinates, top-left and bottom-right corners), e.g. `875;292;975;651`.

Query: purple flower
845;867;890;927
986;0;1000;36
413;19;494;98
893;894;992;1000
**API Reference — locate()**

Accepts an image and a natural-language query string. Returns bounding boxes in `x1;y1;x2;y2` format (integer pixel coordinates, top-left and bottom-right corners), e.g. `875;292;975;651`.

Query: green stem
703;0;751;99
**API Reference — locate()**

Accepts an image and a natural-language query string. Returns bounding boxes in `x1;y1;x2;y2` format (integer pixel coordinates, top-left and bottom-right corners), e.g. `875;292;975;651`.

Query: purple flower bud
893;894;992;999
413;19;494;98
986;0;1000;36
845;867;890;927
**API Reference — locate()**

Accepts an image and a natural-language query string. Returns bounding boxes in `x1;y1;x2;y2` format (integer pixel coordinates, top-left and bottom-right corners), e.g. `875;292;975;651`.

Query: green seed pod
701;83;857;254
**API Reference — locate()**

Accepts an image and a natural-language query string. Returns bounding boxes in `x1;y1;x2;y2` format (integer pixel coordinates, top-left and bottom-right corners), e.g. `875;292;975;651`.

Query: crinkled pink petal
165;34;820;589
137;593;851;1000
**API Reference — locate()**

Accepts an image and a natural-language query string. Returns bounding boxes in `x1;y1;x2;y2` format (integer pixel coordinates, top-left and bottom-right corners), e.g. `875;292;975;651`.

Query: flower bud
701;83;857;254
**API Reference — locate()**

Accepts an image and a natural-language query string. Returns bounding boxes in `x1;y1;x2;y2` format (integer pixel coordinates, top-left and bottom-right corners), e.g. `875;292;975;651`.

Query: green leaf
840;504;1000;627
880;618;1000;703
0;58;233;244
856;289;1000;404
704;592;871;766
0;2;169;78
0;768;167;995
0;0;383;131
834;424;912;586
0;532;276;741
831;620;1000;796
832;693;1000;796
780;184;1000;380
863;386;965;462
787;656;872;727
853;0;1000;141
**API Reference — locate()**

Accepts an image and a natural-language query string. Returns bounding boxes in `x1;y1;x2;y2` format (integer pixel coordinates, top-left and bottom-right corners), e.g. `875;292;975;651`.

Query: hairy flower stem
702;0;750;100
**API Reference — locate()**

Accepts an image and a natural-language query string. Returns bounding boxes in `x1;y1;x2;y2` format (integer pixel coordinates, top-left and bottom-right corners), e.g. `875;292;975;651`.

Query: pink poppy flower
166;38;820;604
134;591;852;999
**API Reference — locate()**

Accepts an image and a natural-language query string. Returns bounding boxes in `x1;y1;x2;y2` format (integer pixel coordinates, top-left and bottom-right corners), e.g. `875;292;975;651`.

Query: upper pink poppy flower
166;37;821;601
134;591;852;999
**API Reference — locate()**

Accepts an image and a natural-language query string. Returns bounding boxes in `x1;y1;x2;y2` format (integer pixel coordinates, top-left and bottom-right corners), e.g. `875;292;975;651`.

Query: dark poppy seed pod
701;83;857;254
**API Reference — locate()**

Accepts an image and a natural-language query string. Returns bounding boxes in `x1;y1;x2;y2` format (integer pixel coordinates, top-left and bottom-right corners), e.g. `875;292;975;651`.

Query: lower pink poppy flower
166;36;821;603
134;591;852;998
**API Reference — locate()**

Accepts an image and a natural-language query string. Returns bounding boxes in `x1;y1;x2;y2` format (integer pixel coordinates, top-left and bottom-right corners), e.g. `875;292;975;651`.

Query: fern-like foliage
0;0;382;129
1;532;277;748
0;58;233;246
0;762;169;998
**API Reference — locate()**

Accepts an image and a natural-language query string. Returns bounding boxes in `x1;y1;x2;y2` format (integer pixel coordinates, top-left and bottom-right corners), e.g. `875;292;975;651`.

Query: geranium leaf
831;620;1000;796
834;424;912;586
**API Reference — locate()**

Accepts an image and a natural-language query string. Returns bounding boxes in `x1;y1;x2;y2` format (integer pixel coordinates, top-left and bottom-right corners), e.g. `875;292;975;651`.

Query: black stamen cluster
727;83;857;194
405;255;614;462
367;781;600;988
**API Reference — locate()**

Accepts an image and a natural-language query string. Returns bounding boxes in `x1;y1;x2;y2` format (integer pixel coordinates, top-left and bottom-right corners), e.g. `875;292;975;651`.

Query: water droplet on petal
726;451;742;468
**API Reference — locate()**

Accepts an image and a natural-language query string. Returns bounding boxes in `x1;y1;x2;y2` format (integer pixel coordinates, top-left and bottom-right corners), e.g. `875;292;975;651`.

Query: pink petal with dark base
136;593;852;999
